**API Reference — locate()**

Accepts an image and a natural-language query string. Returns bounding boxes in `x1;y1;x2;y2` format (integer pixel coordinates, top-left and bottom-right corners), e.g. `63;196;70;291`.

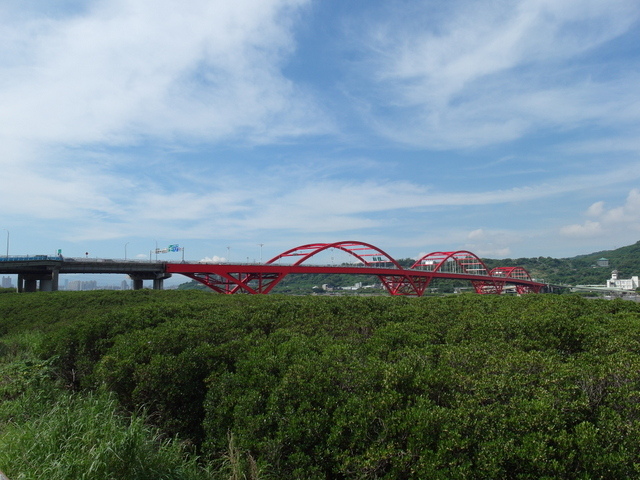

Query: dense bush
2;291;640;478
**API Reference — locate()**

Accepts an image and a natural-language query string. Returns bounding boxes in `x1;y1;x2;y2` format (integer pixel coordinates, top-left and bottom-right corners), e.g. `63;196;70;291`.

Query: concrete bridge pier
17;270;59;292
16;275;31;293
129;272;171;290
40;269;59;292
152;272;172;290
131;277;144;290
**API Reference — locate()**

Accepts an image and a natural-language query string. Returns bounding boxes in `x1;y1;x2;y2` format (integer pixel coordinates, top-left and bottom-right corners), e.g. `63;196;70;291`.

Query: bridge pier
17;270;59;292
131;277;144;290
129;273;171;290
40;270;59;292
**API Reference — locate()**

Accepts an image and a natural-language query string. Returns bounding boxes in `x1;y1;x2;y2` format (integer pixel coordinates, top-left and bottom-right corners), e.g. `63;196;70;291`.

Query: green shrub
3;292;640;478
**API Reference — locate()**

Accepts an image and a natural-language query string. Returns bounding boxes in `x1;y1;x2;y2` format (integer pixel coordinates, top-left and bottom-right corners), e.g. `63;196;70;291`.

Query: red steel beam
166;263;545;295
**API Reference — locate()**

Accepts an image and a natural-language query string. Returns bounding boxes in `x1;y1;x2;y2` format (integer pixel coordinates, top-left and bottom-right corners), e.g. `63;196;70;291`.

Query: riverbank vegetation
2;290;640;478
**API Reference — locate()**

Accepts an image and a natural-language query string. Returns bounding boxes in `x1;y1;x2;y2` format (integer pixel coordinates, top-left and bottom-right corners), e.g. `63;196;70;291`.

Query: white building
606;270;639;290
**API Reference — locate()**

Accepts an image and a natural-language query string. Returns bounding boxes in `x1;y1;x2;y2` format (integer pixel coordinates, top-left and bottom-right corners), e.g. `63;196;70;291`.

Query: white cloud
0;0;334;238
560;220;603;238
199;255;226;263
357;0;640;148
586;201;605;217
464;228;518;258
0;0;325;153
38;159;639;244
560;189;640;238
1;0;639;262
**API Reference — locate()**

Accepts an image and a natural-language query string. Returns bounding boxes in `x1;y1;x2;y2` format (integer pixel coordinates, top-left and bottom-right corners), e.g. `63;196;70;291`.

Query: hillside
486;240;640;286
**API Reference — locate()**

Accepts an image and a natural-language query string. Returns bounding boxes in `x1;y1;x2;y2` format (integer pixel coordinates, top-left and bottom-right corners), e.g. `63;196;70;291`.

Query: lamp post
258;243;264;264
124;242;129;260
154;240;158;261
3;230;8;259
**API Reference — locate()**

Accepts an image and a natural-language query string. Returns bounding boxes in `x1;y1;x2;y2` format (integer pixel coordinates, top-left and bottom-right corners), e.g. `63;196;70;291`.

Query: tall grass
0;390;216;480
0;331;218;480
220;432;263;480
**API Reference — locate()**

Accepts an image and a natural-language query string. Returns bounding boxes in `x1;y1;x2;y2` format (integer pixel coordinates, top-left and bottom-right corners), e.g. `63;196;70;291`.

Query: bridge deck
0;254;547;295
166;262;546;295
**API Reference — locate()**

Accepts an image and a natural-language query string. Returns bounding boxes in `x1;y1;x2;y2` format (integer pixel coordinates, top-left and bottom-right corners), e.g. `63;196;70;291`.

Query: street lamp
124;242;129;260
258;243;264;264
3;230;8;259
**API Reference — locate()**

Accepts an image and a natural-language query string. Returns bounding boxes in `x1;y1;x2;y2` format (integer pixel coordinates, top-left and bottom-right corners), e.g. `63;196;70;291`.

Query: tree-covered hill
486;240;640;286
3;291;640;478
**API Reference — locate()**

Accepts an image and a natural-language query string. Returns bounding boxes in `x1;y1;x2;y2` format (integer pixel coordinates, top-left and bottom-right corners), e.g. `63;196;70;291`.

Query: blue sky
1;0;640;269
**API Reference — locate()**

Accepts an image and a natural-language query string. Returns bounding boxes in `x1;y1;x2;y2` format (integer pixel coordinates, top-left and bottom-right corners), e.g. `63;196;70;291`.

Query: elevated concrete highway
0;256;170;292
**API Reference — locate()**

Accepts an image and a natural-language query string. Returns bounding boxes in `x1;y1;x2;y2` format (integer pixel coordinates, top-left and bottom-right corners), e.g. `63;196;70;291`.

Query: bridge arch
490;266;533;281
411;251;501;294
267;241;427;295
411;251;491;275
267;241;403;269
490;266;540;294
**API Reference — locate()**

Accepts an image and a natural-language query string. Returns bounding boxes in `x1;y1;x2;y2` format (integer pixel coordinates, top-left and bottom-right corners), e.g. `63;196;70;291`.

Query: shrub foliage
2;291;640;478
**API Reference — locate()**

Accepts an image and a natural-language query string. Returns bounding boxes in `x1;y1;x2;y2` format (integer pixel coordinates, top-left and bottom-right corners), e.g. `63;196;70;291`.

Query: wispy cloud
0;0;326;154
0;0;332;245
2;0;639;262
561;189;640;239
62;159;640;244
355;0;640;148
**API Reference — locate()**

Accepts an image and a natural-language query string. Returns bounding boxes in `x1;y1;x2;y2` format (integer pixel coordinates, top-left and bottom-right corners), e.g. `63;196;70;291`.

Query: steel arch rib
490;266;540;294
267;241;403;269
490;266;532;281
197;241;393;295
266;241;422;295
226;241;389;295
412;250;502;294
412;250;490;273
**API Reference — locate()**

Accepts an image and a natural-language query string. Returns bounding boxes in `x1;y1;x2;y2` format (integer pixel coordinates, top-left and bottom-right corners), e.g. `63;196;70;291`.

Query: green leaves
3;292;640;478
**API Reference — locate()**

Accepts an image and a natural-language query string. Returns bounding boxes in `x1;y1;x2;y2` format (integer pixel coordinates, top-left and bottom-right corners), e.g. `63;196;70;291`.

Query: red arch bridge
166;241;545;295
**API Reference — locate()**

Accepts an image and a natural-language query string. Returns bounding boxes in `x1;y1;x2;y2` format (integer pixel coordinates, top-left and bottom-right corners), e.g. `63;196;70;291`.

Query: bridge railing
0;255;169;264
0;255;62;262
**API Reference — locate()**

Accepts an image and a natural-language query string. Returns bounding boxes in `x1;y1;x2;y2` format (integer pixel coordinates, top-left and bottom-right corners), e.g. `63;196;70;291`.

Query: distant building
597;258;609;267
66;280;98;291
1;276;12;288
606;270;639;290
